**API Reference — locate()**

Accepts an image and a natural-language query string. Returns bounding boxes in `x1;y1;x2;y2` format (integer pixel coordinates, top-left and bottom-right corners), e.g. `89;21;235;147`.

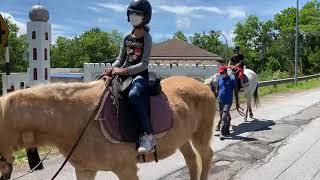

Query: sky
0;0;311;45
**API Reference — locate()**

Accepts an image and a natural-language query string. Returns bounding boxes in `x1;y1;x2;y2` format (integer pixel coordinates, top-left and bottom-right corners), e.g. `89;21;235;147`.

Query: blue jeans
218;103;232;135
128;75;153;135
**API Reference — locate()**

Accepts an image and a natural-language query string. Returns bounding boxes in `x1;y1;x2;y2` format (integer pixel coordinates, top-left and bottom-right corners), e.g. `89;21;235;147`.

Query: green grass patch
258;78;320;97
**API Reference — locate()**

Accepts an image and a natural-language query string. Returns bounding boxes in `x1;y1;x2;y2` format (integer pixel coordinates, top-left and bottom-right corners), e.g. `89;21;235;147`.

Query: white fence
84;63;218;82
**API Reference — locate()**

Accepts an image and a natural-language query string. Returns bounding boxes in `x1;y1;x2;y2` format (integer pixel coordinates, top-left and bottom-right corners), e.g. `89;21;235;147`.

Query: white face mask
129;14;144;26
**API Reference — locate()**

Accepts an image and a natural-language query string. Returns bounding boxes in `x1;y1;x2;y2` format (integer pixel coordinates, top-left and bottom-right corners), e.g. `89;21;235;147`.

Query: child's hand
103;68;113;77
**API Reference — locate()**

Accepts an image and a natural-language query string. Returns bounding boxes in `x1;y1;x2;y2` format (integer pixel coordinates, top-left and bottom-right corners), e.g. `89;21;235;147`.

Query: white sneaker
138;134;156;153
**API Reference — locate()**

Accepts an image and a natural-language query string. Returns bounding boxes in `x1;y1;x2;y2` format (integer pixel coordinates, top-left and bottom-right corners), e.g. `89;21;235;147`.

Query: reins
9;149;52;180
50;75;114;180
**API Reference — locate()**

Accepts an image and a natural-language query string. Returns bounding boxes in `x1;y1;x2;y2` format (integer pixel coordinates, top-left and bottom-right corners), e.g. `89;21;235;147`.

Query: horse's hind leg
75;169;97;180
114;164;139;180
191;116;214;180
247;96;253;119
179;141;201;180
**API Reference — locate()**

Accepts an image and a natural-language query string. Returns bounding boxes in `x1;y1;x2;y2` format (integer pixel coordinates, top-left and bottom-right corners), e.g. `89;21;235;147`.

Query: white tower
27;4;51;86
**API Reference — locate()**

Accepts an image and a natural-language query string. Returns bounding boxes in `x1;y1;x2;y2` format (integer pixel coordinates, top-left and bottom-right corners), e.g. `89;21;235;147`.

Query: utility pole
294;0;299;84
211;30;229;64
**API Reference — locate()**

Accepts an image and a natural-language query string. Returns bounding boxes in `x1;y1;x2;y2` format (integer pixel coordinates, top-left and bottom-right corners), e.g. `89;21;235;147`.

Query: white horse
204;68;259;121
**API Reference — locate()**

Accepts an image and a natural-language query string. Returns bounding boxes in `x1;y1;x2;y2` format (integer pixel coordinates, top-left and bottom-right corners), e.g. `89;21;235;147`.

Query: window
33;48;37;60
45;68;48;80
44;48;48;60
45;32;48;40
20;82;25;89
32;31;36;39
33;68;38;80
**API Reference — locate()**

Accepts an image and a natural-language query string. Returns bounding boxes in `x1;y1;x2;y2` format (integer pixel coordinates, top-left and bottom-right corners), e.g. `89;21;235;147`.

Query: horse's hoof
250;114;253;119
244;118;248;122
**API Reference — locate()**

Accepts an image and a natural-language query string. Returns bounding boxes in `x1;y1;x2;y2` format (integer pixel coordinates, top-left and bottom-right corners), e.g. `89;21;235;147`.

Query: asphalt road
10;87;320;180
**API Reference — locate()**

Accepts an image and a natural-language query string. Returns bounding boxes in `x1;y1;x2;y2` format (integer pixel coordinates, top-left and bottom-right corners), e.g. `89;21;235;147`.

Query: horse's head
0;97;15;176
204;73;220;92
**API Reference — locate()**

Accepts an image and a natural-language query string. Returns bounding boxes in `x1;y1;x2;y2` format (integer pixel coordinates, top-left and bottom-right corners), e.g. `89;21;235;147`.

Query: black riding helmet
233;45;240;51
127;0;152;26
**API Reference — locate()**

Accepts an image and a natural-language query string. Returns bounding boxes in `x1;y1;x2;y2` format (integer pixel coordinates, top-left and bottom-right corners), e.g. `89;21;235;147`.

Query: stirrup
137;145;158;163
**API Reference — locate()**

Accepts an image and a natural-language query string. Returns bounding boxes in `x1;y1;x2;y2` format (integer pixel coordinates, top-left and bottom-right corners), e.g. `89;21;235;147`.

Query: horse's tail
253;83;260;107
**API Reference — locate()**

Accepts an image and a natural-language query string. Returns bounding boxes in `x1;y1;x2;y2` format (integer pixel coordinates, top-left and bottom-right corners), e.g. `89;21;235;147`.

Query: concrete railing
259;74;320;87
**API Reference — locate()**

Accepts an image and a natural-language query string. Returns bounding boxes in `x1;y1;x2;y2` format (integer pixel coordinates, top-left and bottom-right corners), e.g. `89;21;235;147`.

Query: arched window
33;48;37;60
33;68;38;80
45;32;49;40
45;68;48;80
32;31;36;39
44;48;48;60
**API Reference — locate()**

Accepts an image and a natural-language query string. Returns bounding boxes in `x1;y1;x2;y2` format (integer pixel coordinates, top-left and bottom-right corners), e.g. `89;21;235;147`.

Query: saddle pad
95;89;173;143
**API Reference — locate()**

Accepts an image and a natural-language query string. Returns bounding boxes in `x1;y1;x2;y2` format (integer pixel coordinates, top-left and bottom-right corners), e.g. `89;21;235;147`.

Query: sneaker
138;133;156;154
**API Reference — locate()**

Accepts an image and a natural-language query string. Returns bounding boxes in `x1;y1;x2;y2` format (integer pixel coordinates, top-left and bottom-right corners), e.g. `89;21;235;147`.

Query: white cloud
52;24;69;44
157;5;223;15
97;18;109;24
96;3;127;13
227;7;246;19
176;17;192;29
88;6;103;14
0;12;26;36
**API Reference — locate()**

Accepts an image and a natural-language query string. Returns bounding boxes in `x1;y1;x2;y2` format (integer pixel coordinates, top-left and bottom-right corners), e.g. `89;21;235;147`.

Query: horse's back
161;76;215;102
161;76;216;128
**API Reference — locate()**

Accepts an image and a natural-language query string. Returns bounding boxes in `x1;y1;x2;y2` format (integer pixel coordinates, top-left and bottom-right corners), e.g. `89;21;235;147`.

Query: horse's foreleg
75;169;97;180
179;141;201;180
114;164;139;180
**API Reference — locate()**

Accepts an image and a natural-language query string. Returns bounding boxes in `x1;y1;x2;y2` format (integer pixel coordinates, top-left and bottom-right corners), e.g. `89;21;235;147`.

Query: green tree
0;17;28;72
51;28;123;68
173;31;188;42
190;31;225;59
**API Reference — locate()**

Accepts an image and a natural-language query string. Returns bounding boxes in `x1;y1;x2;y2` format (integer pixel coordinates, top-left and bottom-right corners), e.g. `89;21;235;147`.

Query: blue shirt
218;75;236;104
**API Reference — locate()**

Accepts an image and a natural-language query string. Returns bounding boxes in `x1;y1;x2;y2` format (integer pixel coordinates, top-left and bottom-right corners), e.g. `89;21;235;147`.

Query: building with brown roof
151;38;223;66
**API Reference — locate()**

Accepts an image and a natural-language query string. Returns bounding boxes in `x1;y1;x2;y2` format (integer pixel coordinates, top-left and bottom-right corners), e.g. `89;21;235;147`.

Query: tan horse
0;76;216;180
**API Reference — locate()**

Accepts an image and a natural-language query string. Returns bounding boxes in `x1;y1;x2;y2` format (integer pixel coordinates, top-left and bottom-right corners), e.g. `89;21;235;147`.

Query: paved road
234;118;320;180
10;87;320;180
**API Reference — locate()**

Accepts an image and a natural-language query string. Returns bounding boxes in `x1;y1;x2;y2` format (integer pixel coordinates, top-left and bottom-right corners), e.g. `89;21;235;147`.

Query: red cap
218;66;227;73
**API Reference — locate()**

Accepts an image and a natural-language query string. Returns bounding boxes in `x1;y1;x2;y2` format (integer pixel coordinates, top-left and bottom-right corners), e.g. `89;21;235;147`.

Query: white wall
84;63;218;82
50;68;83;74
2;73;28;95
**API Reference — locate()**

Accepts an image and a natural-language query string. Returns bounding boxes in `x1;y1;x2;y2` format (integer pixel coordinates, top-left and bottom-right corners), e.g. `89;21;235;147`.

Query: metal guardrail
258;73;320;87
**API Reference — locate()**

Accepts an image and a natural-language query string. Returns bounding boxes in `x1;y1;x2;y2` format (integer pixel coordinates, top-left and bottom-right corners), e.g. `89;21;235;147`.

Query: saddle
232;68;249;91
95;72;173;143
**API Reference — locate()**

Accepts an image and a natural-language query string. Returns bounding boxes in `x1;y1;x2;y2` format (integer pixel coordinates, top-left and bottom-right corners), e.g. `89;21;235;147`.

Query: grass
12;78;320;166
13;146;59;166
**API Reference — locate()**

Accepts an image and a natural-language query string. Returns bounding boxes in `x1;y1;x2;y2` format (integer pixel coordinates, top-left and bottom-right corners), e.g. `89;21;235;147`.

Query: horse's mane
0;80;105;122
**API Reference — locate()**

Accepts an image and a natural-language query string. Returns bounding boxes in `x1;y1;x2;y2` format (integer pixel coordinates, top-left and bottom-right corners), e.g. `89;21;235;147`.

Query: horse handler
215;66;238;137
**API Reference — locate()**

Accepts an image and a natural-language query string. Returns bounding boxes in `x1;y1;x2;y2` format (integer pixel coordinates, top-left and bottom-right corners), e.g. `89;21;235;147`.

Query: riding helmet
127;0;152;25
